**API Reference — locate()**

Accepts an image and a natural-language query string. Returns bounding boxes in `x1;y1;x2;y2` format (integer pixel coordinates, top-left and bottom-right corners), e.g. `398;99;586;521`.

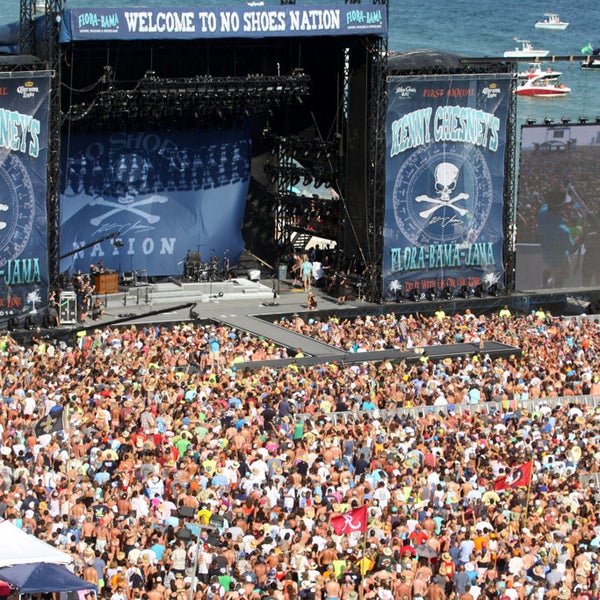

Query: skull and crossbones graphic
89;194;168;226
415;162;469;219
0;203;7;230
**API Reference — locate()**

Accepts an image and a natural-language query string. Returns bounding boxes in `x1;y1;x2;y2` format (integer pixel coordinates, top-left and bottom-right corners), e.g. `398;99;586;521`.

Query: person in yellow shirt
499;305;511;318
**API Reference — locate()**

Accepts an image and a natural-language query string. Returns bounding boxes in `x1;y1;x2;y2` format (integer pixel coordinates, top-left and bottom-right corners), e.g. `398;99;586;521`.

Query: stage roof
58;5;387;42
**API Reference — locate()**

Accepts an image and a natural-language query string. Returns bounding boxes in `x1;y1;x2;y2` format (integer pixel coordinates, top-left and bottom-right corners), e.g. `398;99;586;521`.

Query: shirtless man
324;573;341;600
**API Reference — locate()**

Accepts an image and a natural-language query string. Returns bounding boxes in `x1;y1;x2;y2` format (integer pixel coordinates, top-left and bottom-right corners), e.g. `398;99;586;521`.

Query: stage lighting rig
442;285;454;300
488;283;502;296
474;284;487;297
459;285;474;298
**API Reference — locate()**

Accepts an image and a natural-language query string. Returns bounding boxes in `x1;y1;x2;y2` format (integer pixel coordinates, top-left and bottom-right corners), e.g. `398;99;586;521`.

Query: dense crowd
0;308;599;600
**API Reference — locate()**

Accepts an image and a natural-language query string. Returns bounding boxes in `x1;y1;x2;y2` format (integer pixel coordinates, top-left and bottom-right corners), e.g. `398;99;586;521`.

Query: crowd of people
0;306;599;600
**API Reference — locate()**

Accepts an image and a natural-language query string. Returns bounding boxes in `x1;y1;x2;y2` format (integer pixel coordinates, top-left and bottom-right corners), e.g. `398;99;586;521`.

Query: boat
534;13;569;30
517;62;560;80
503;39;549;58
515;68;571;97
581;48;600;70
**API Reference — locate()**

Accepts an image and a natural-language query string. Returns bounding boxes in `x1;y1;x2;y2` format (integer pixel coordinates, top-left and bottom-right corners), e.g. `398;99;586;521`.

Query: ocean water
2;0;598;126
389;0;599;127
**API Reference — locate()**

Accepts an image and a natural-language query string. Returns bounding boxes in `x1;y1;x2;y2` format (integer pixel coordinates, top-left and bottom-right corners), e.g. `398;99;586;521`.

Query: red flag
493;461;533;491
330;505;368;535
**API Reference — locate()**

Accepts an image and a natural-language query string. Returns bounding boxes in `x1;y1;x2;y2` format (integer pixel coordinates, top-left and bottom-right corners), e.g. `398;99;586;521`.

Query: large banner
59;5;387;42
384;74;511;296
516;123;600;291
0;72;50;324
60;128;251;277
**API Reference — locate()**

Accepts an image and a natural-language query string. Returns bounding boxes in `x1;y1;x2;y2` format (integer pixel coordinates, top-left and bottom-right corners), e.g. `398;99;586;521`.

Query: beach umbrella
400;545;416;557
415;544;438;558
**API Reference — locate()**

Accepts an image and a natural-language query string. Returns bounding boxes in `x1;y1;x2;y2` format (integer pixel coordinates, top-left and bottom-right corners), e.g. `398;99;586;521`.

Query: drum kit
183;250;229;282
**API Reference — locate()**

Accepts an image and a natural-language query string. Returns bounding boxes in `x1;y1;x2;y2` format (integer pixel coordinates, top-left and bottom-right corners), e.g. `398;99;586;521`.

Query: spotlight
488;283;502;296
474;284;486;298
112;238;124;248
409;289;424;302
526;118;536;126
425;287;439;301
7;317;18;331
596;116;600;124
578;117;589;124
459;285;473;299
543;117;553;125
442;285;454;300
561;117;570;125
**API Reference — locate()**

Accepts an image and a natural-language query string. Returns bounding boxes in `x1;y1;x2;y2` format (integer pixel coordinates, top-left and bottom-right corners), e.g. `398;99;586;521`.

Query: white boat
535;14;569;30
503;39;550;58
517;62;559;80
581;50;600;70
515;68;571;97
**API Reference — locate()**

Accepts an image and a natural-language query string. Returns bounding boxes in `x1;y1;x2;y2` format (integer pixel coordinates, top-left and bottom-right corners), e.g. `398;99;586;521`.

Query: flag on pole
34;406;65;437
493;461;533;491
581;43;594;55
330;505;368;535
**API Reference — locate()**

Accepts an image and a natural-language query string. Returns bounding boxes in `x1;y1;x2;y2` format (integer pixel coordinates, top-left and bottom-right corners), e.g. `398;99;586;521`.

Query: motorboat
535;14;569;30
515;69;571;97
581;57;600;70
581;48;600;70
504;39;550;58
517;62;559;80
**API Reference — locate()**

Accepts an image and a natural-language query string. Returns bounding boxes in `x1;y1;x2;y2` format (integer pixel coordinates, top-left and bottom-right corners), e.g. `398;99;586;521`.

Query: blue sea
1;0;598;127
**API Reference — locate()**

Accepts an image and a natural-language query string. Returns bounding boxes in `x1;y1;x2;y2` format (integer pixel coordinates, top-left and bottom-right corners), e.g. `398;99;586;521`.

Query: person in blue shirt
536;187;576;288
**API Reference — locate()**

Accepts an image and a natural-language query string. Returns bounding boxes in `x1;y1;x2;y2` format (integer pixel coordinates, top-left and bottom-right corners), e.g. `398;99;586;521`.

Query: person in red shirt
409;523;429;546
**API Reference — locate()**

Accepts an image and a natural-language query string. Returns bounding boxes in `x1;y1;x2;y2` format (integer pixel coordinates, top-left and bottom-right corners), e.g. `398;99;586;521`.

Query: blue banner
59;5;387;42
59;128;251;277
0;71;50;324
384;74;511;296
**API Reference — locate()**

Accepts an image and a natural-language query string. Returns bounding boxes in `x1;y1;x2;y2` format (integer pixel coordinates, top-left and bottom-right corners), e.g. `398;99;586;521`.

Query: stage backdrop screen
59;127;251;277
516;123;600;291
383;74;511;297
0;71;51;324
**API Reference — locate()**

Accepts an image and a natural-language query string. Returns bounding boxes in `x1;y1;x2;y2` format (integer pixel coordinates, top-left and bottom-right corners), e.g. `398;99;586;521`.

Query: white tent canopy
0;520;72;567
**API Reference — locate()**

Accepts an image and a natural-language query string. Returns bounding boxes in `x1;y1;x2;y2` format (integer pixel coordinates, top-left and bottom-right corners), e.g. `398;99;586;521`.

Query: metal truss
65;70;311;125
364;35;388;302
19;0;63;288
503;76;519;292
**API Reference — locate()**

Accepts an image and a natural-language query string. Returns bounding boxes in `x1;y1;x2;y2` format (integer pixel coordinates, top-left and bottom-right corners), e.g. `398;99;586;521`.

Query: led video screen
516;123;600;291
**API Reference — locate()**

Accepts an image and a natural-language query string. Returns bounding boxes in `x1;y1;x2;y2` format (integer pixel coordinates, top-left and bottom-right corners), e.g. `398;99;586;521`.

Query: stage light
488;283;502;296
459;285;473;299
544;117;553;125
596;116;600;124
526;118;536;126
578;117;589;124
561;117;570;125
474;284;486;298
442;286;454;300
